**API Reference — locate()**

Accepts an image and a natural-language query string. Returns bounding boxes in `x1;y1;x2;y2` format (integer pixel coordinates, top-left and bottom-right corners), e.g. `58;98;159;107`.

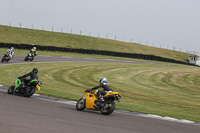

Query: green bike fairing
13;78;21;92
30;80;37;83
13;79;37;92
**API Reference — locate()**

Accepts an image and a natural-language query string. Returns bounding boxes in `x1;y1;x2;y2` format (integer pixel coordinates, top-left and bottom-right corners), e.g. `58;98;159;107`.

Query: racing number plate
36;84;40;90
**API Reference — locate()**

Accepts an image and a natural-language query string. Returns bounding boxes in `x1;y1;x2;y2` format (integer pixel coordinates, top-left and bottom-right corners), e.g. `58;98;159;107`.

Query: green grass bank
0;62;200;122
0;25;194;63
0;24;199;122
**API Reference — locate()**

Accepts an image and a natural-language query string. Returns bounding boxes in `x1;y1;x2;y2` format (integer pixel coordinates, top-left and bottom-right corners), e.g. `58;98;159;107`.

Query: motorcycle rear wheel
7;85;14;94
100;101;115;115
76;98;86;111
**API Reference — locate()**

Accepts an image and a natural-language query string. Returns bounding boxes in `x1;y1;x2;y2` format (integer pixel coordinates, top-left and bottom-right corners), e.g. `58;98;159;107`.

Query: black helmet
32;68;38;74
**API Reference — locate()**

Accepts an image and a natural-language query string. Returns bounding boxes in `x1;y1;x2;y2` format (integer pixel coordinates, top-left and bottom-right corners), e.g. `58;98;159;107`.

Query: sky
0;0;200;54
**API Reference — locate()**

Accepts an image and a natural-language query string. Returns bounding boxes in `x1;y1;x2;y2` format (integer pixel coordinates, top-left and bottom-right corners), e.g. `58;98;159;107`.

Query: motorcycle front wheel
100;101;115;115
76;98;86;111
22;87;35;97
1;56;5;62
24;56;28;61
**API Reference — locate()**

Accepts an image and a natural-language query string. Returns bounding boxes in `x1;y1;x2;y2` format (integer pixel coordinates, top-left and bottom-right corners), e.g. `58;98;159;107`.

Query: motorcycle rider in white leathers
6;47;15;59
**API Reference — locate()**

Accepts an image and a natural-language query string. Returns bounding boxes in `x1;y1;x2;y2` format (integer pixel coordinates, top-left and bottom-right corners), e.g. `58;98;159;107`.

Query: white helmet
11;47;14;51
100;77;107;84
33;47;36;50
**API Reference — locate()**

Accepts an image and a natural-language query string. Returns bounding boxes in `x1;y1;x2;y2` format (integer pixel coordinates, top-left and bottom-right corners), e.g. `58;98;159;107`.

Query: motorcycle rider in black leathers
87;77;113;102
18;68;38;84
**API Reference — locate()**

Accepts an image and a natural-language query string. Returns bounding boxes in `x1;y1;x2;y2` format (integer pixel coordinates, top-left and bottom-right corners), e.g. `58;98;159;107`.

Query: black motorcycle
1;53;12;63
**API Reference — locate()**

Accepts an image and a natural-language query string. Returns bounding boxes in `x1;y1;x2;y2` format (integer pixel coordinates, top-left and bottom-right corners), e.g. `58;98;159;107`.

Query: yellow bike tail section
103;92;121;97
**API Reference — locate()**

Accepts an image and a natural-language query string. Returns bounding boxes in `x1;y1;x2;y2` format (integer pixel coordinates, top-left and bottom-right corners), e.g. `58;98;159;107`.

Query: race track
0;55;200;133
0;54;166;65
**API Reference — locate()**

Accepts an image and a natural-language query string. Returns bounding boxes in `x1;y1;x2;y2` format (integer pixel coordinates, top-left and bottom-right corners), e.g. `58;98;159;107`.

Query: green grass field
0;61;200;121
0;25;199;122
0;25;194;63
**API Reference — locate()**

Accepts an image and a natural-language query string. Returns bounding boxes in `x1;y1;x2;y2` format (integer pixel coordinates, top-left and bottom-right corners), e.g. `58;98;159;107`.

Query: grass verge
0;62;200;122
0;25;194;63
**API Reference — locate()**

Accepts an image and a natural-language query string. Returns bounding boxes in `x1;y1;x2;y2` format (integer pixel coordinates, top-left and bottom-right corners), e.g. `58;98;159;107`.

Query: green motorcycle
8;78;42;97
24;52;36;61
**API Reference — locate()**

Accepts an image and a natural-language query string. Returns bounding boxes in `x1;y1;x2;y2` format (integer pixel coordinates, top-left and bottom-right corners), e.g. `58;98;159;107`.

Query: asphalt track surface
0;54;169;65
0;55;200;133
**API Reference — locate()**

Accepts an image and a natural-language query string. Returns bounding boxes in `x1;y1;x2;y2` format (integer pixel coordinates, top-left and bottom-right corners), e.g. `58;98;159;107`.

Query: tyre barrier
0;42;192;66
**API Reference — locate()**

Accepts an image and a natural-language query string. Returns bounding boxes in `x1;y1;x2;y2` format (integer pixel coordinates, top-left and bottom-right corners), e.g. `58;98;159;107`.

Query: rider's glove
86;88;92;92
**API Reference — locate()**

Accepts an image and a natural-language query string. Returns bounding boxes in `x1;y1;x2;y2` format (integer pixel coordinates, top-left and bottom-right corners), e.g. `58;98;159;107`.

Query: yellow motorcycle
76;90;121;115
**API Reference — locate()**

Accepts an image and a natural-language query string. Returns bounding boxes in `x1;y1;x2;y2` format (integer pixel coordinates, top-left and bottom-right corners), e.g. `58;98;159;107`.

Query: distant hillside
0;25;193;62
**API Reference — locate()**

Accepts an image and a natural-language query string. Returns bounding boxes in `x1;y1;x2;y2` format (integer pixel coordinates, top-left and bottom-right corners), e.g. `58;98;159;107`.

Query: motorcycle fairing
103;92;121;97
85;92;98;109
13;78;22;92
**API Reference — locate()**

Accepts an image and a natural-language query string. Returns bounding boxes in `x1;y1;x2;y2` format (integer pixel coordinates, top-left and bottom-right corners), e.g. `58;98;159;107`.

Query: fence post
52;26;54;32
20;23;21;28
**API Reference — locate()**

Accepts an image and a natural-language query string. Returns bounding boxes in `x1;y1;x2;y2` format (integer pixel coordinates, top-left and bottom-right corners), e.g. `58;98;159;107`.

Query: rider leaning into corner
87;77;113;102
30;46;37;57
1;47;15;62
18;68;38;84
6;47;15;58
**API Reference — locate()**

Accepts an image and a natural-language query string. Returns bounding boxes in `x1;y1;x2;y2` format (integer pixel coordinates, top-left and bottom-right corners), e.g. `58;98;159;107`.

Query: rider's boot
98;94;104;102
